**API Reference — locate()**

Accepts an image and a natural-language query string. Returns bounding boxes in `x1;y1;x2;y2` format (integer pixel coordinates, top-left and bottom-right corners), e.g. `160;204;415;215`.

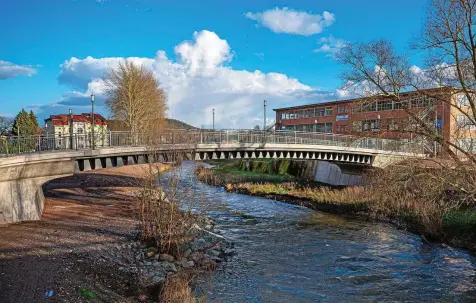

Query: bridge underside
75;149;372;171
193;150;372;165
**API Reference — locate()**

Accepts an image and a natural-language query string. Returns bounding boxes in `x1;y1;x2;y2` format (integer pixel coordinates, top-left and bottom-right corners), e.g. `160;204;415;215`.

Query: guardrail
0;129;423;157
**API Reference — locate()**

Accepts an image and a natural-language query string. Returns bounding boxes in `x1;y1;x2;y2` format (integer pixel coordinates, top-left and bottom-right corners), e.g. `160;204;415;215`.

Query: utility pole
263;100;267;131
69;108;73;149
91;94;95;150
212;108;215;131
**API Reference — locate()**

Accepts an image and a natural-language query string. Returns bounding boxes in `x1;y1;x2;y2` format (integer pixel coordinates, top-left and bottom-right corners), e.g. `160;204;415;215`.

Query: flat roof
272;87;456;112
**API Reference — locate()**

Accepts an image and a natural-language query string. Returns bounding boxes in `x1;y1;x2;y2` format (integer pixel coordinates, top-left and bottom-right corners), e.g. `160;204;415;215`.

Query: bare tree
106;60;168;140
0;116;13;135
336;0;476;164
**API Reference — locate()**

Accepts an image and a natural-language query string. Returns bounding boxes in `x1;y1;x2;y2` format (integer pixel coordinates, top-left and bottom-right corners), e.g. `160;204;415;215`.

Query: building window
361;119;380;131
315;122;333;133
394;100;409;110
352;103;362;113
457;94;471;107
337;105;347;114
325;107;333;116
362;102;376;113
456;138;476;153
410;96;431;108
377;101;393;111
456;114;476;130
315;108;325;117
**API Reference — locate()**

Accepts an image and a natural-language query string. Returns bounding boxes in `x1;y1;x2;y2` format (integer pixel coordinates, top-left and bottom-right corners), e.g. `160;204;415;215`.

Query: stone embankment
132;218;235;288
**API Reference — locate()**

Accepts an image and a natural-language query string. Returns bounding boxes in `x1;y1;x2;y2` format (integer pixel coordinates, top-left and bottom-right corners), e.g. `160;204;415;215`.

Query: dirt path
0;164;167;303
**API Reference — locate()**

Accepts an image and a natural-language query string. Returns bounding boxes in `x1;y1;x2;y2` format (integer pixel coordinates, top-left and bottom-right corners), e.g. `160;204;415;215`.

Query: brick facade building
274;88;476;154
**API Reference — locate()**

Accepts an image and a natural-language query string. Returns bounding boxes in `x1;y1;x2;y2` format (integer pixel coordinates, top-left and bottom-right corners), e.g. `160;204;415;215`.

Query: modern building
44;113;109;149
274;88;476;155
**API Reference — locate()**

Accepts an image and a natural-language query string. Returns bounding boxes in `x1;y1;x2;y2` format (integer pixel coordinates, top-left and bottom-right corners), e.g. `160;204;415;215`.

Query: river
158;162;476;302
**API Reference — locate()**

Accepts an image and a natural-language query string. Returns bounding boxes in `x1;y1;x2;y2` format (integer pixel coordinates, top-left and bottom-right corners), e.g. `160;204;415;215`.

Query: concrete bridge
0;130;423;224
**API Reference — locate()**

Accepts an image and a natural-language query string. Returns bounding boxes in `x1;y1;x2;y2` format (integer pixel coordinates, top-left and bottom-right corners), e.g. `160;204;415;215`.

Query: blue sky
0;0;428;127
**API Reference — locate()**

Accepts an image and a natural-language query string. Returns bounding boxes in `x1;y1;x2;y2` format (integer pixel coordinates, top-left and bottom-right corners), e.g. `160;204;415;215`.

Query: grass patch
79;287;97;300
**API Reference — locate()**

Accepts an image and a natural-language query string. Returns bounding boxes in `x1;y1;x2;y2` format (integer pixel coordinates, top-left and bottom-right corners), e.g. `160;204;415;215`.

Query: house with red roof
44;113;109;148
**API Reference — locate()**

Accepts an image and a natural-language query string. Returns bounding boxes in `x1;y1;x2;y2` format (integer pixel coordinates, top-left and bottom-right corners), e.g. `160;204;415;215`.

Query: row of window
352;96;434;113
282;122;333;133
279;107;334;120
279;96;438;121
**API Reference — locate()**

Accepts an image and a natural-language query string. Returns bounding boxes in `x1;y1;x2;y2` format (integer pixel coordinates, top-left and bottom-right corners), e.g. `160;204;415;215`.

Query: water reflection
158;162;476;302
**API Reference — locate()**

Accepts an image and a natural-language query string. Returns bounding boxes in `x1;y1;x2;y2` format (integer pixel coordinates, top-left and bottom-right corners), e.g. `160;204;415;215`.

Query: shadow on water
158;161;476;303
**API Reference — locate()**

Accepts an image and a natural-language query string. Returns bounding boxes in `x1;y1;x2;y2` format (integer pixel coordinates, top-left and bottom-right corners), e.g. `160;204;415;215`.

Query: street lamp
69;108;73;149
212;108;215;131
91;94;95;150
263;100;267;131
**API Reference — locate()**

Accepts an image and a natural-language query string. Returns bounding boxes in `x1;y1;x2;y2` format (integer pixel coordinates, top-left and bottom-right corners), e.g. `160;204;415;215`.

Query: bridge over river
0;130;423;224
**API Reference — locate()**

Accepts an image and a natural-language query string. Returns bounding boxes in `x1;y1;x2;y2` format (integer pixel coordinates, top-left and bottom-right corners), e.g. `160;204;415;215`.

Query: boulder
183;261;194;269
161;262;178;273
158;253;175;262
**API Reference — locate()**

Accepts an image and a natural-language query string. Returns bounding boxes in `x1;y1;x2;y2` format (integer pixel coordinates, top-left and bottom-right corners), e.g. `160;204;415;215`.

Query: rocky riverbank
0;164;234;302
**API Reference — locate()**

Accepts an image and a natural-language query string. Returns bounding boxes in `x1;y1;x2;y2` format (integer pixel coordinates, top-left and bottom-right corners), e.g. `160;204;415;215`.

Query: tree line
0;109;40;137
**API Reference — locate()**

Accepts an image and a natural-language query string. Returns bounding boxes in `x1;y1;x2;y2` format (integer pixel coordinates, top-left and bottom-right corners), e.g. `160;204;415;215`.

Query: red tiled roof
46;113;108;126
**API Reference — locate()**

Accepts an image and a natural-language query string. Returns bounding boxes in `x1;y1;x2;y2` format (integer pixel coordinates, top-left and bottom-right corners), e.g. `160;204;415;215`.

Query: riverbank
196;165;476;253
0;164;233;302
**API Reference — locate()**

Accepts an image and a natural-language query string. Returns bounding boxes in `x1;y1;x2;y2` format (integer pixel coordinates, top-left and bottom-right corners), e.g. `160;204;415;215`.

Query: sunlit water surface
158;162;476;303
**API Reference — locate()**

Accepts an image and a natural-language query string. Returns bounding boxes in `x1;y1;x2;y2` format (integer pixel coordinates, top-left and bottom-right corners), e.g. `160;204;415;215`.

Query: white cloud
314;35;346;56
245;7;335;36
0;60;37;80
34;30;342;128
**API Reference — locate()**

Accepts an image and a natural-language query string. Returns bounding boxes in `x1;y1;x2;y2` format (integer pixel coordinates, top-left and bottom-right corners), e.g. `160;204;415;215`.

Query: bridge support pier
0;155;75;224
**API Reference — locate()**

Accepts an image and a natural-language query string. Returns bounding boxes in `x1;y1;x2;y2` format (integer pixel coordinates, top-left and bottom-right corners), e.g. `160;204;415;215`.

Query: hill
108;119;198;131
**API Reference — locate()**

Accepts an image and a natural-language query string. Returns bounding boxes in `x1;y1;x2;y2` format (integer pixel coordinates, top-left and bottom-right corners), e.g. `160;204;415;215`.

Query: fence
0;130;424;157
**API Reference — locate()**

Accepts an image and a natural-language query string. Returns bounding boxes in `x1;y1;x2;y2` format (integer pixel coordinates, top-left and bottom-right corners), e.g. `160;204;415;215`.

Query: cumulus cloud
0;60;37;80
314;35;346;56
35;30;341;128
245;7;335;36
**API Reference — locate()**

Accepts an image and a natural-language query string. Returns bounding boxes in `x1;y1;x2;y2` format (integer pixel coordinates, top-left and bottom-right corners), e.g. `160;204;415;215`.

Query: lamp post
91;94;95;150
69;108;73;149
263;99;267;131
212;108;215;131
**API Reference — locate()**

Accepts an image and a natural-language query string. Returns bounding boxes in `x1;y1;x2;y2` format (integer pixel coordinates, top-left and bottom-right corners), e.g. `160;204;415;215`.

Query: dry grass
158;274;194;303
364;160;476;238
137;159;197;257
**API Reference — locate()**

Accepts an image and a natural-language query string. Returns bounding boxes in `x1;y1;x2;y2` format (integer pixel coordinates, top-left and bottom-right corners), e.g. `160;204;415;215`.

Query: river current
158;162;476;303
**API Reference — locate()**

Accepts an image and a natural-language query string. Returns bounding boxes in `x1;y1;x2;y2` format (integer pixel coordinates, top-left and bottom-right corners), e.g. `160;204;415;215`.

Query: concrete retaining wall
313;161;363;186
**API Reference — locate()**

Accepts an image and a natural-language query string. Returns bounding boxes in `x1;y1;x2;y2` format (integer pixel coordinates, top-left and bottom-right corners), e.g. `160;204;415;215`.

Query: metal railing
0;130;424;158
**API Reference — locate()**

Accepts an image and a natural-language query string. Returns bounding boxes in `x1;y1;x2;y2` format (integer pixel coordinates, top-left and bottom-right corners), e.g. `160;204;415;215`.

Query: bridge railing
0;129;424;157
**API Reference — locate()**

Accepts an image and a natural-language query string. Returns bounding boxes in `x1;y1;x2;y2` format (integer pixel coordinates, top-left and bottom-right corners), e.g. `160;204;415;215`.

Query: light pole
212;108;215;131
91;94;95;150
69;108;73;149
263;99;267;131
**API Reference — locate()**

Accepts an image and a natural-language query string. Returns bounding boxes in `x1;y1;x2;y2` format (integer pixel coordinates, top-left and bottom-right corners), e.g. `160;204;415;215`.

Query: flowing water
158;162;476;302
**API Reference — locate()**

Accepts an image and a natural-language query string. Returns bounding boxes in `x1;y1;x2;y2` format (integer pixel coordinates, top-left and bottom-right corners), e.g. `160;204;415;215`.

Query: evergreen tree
29;110;39;134
12;109;34;136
